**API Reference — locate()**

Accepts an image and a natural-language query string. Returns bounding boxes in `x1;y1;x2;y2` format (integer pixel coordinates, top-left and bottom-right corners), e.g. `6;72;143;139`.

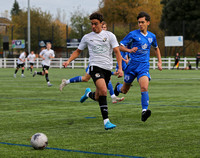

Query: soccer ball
30;133;48;150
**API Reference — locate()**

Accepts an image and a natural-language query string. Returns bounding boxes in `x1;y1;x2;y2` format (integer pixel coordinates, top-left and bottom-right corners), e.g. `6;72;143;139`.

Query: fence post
168;57;171;70
0;58;2;68
72;60;74;69
184;57;187;68
60;58;62;69
25;58;28;68
153;57;156;70
84;57;87;69
36;58;39;68
4;58;6;68
14;58;16;68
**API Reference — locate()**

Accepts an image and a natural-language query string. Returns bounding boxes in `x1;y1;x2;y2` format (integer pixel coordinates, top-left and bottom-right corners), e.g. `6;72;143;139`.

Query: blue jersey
120;29;157;63
116;51;129;71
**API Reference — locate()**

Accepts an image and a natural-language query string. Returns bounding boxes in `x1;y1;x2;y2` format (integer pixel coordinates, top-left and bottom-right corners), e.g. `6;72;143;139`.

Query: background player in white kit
27;51;36;74
33;42;55;87
14;51;27;78
63;12;123;130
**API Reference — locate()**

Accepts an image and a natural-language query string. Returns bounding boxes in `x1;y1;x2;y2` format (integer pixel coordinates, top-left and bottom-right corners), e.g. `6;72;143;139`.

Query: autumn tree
11;8;67;53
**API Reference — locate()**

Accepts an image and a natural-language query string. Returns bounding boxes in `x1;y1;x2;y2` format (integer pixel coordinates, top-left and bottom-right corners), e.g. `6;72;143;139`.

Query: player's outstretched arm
63;49;82;68
155;47;162;71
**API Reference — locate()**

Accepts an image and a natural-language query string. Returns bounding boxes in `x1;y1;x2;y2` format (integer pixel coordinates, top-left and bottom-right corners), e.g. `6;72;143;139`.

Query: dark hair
137;12;151;21
102;21;107;25
89;12;104;22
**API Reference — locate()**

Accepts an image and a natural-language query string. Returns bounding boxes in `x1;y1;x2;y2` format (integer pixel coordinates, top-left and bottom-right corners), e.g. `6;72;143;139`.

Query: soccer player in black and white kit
33;42;55;87
14;51;27;78
27;51;36;74
63;12;123;130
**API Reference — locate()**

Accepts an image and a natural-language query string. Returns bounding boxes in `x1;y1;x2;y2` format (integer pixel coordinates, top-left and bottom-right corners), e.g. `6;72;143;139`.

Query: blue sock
111;72;114;75
69;76;82;83
141;91;149;110
107;81;114;96
117;84;123;93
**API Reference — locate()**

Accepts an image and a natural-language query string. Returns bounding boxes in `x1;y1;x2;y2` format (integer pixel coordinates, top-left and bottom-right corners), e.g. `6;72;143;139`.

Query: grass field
0;68;200;158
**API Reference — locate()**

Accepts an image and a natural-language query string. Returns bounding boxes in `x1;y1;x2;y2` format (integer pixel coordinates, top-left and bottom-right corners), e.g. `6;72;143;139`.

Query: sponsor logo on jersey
141;43;148;49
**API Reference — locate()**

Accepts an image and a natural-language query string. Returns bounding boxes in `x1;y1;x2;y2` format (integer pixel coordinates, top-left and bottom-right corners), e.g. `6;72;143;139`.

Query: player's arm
39;53;45;60
155;47;162;71
119;44;138;53
63;49;82;68
113;47;123;78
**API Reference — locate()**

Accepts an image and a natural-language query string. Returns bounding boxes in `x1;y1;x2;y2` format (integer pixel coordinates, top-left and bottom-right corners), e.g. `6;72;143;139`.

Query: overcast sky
0;0;100;23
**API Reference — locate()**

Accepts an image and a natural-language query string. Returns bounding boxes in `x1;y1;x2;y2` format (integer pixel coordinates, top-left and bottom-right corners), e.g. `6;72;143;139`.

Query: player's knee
141;86;148;92
99;89;107;96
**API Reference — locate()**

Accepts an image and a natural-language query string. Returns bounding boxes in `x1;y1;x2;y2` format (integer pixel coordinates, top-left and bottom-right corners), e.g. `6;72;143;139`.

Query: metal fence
0;57;197;70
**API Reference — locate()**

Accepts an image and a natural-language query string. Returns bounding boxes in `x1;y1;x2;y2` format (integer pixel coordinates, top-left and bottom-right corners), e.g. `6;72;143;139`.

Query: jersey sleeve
120;32;133;47
78;35;87;50
51;50;55;57
109;32;119;48
39;50;45;56
152;34;158;48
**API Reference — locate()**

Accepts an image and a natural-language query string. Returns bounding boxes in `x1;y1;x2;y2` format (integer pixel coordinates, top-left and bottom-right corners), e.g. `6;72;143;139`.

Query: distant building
0;17;11;34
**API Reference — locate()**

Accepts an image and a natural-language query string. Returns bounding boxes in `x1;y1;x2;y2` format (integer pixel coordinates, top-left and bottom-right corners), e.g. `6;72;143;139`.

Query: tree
11;0;21;16
11;8;67;52
69;10;91;39
160;0;200;42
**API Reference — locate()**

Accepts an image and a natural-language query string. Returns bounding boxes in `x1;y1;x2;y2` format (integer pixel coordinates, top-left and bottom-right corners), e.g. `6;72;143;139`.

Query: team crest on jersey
103;38;107;42
142;43;148;49
148;38;153;43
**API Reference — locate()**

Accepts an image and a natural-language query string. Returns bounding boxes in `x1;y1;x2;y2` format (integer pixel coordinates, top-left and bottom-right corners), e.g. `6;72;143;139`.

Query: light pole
28;0;31;54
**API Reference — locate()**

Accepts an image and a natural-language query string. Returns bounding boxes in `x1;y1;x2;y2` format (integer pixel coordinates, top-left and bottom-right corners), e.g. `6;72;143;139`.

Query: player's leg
44;69;52;87
96;77;116;130
139;76;151;122
14;65;19;78
33;65;44;77
114;78;133;96
60;73;91;91
21;66;25;77
30;63;33;73
108;80;124;103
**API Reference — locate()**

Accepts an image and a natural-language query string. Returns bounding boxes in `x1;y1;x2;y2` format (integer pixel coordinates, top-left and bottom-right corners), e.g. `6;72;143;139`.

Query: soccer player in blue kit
114;12;162;122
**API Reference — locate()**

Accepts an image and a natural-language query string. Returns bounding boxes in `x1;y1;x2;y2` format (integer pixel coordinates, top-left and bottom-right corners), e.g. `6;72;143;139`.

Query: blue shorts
124;62;151;83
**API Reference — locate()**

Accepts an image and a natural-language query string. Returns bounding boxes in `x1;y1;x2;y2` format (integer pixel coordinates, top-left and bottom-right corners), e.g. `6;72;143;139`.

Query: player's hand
116;69;123;78
157;62;162;71
129;47;138;53
63;61;70;68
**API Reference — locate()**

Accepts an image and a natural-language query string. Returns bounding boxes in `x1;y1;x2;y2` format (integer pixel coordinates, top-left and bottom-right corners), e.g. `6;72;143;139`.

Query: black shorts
17;63;25;68
42;65;49;71
29;62;34;66
89;66;111;87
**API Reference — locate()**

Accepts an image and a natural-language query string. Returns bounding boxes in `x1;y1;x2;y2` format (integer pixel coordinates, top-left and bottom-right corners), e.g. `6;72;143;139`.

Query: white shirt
27;54;36;63
17;52;26;64
78;30;119;70
39;49;55;66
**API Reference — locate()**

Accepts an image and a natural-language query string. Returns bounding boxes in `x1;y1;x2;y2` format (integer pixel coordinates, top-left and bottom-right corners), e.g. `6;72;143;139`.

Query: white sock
66;79;70;84
47;81;50;84
142;109;147;112
110;94;116;99
104;118;109;125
